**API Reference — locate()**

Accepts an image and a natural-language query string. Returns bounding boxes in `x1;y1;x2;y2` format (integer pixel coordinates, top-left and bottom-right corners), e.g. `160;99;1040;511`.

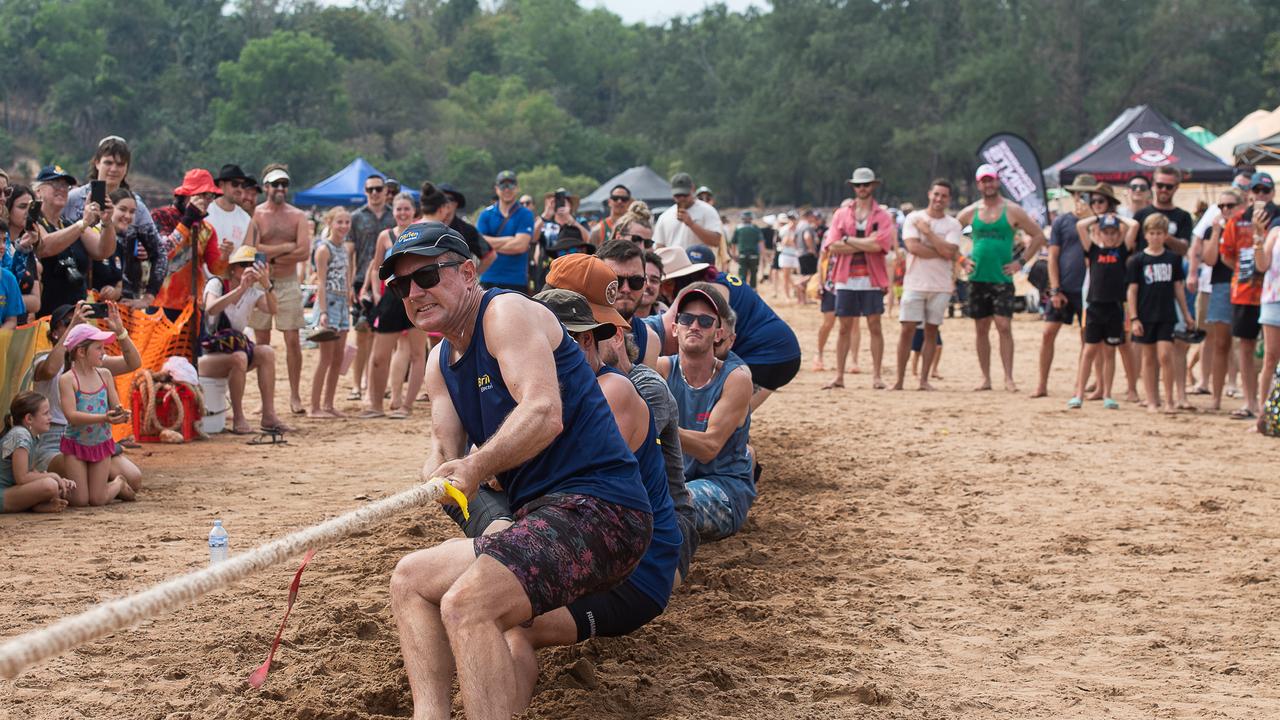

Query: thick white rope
0;479;447;679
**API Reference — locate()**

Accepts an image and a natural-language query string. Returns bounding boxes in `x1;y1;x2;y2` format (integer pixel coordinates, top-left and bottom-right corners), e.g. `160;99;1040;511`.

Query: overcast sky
585;0;760;24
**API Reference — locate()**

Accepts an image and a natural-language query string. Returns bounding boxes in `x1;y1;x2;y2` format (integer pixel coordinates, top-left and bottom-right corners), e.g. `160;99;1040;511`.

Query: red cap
173;168;222;197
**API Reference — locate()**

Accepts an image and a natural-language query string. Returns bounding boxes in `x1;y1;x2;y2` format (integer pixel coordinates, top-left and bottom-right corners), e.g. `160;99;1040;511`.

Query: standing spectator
793;209;819;304
1132;165;1194;409
308;208;353;418
4;185;43;318
822;167;895;390
437;183;494;272
1201;190;1246;410
89;188;168;307
1069;213;1137;409
893;179;961;391
1120;175;1153;219
347;172;395;401
638;250;665;319
730;210;762;288
476;170;536;293
238;176;261;216
247;164;311;415
151;169;233;321
64;137;162;270
591;184;633;246
1034;175;1095;398
1257;221;1280;431
696;185;715;206
1189;172;1251;396
612;201;655;250
957;164;1047;392
653;173;723;251
532;189;589;288
1127;213;1194;414
206;165;254;263
34;165;115;313
1217;174;1273;420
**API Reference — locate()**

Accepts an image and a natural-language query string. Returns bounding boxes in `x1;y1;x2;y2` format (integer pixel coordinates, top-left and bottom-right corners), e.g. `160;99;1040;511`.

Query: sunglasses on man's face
497;181;517;190
269;180;290;189
677;312;717;329
1129;184;1150;192
672;193;690;199
388;260;466;298
625;234;654;248
1254;186;1274;195
365;185;386;194
616;274;645;291
610;195;631;203
1154;182;1177;191
226;180;247;189
852;182;872;189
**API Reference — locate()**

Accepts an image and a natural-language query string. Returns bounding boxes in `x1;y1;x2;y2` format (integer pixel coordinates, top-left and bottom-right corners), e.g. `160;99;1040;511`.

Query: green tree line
2;0;1278;208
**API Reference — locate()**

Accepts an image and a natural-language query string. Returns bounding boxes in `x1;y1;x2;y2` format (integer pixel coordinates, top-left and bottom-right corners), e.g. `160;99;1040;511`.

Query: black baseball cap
35;165;77;185
378;222;472;280
495;170;517;185
438;182;467;209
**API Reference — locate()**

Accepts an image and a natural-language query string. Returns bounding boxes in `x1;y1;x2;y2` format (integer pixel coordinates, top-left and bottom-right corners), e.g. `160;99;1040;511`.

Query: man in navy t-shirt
475;170;536;293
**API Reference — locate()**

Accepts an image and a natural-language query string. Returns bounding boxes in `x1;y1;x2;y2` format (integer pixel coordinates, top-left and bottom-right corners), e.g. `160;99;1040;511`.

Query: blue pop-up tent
292;157;418;206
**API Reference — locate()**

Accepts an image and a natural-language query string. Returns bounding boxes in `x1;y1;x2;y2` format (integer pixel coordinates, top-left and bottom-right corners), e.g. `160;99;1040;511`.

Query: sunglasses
268;180;290;189
616;274;645;291
851;182;873;188
677;312;717;329
624;234;654;248
1218;202;1239;211
1089;196;1110;205
387;260;466;298
609;195;631;203
1253;186;1274;194
1128;184;1150;191
226;179;247;189
497;181;517;190
365;185;386;193
1154;182;1177;191
672;193;690;199
521;200;534;206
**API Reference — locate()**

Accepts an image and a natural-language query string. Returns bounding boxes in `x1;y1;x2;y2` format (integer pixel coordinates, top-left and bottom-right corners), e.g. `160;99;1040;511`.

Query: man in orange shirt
152;169;233;321
1219;172;1274;420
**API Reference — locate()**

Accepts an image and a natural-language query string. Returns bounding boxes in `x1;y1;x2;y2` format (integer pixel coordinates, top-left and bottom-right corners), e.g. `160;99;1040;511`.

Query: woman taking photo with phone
3;184;43;319
89;188;168;308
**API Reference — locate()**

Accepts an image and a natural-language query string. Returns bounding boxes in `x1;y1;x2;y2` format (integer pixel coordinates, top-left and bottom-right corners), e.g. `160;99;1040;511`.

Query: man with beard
956;163;1046;392
590;239;662;367
247;164;311;415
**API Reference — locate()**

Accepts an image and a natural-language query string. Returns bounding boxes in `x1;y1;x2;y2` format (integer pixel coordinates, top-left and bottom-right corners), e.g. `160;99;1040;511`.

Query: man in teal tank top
957;164;1046;392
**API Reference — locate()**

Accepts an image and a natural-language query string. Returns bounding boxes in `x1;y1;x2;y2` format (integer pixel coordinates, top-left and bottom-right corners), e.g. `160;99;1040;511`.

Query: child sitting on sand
1;391;75;513
58;324;133;505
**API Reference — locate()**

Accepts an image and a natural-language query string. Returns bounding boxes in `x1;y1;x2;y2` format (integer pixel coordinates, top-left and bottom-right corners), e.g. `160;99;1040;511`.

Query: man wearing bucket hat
655;246;801;409
653;173;723;250
1034;173;1098;398
152;168;234;319
821;167;895;390
383;221;652;719
247;163;311;415
957;163;1047;392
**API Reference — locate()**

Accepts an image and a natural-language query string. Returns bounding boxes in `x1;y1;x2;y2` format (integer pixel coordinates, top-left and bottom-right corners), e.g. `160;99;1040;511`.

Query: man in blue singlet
657;283;756;540
383;222;654;719
655;246;801;410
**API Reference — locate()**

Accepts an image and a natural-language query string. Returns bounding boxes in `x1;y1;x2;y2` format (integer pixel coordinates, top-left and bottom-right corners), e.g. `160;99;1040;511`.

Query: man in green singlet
956;163;1046;392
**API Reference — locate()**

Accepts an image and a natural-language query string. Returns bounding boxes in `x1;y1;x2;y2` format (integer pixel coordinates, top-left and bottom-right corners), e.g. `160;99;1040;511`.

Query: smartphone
555;190;567;209
254;251;268;266
27;200;41;230
1255;200;1267;212
90;180;107;206
85;302;109;319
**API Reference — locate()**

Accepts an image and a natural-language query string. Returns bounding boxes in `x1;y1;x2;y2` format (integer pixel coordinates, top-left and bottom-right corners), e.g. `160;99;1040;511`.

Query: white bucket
198;376;230;434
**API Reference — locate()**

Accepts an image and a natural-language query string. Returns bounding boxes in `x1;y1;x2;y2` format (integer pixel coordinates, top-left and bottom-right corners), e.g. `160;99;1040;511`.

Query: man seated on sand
383;222;653;719
657;283;756;541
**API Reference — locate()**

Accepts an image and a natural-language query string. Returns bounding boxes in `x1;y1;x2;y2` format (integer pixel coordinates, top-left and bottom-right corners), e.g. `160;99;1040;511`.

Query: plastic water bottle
208;520;229;565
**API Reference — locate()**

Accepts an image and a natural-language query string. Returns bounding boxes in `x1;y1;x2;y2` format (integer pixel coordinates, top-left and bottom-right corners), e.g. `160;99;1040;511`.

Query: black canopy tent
579;166;673;218
1045;105;1235;186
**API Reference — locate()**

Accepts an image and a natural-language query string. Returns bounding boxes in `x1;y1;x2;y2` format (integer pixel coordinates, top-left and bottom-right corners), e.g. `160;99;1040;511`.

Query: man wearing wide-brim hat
1035;172;1101;397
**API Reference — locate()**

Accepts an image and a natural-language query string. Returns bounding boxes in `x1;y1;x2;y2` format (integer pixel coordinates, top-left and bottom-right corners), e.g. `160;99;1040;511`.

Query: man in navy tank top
656;284;757;541
381;222;654;719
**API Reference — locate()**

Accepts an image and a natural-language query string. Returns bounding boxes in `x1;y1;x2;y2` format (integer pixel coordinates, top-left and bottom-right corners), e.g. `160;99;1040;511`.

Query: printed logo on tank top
724;274;743;287
477;374;493;392
696;411;712;423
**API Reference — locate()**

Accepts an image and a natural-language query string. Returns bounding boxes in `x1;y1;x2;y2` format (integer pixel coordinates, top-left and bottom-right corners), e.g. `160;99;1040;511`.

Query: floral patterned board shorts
472;492;653;619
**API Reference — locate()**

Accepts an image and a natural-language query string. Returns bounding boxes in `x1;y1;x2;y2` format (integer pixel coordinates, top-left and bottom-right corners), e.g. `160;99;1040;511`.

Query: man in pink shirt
822;167;896;390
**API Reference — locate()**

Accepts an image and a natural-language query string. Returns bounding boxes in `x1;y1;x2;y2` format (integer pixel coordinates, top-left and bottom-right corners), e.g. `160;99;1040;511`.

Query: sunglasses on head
677;312;717;329
1154;182;1177;191
609;195;631;203
387;260;466;298
616;274;645;291
365;185;386;193
269;180;290;189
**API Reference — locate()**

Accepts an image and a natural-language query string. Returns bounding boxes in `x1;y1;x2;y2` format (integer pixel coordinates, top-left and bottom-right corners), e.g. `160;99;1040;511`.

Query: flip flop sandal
387;409;411;420
355;410;386;419
1103;398;1120;410
1066;397;1083;409
248;430;288;446
347;389;363;401
1230;409;1256;420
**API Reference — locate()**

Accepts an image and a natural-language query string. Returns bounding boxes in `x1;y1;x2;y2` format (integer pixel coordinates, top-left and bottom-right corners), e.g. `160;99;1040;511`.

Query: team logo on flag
1128;132;1178;167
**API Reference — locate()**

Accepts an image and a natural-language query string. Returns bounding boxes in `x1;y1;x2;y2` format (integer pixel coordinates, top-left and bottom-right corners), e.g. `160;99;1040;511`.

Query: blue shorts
1205;283;1233;325
835;289;884;317
1259;301;1280;328
315;293;350;332
686;476;755;541
820;289;836;314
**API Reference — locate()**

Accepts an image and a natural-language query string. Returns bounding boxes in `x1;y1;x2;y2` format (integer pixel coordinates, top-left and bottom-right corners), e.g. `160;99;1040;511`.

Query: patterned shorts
473;493;653;619
967;281;1016;319
687;477;752;541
